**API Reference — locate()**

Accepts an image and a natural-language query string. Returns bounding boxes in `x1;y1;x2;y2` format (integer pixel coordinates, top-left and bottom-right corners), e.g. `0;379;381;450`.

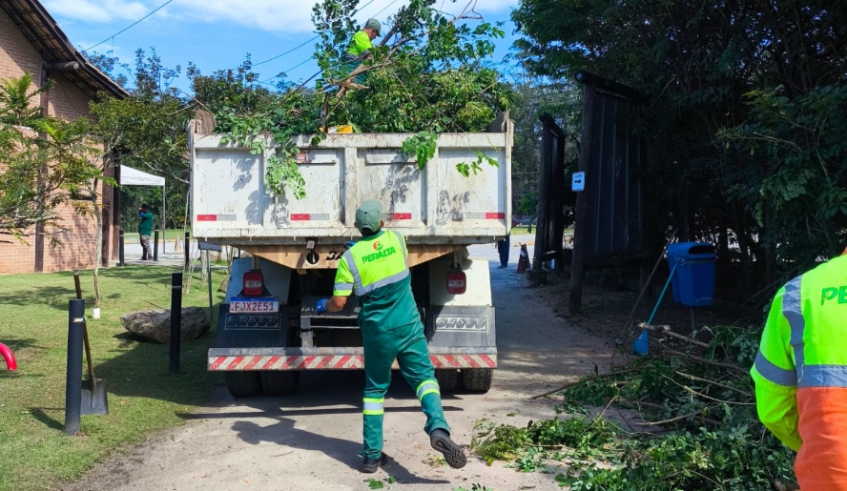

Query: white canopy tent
119;165;167;253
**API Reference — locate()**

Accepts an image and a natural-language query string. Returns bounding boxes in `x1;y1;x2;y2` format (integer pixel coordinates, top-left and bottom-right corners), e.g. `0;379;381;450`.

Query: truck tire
225;372;262;398
461;369;493;393
260;371;300;396
434;369;459;392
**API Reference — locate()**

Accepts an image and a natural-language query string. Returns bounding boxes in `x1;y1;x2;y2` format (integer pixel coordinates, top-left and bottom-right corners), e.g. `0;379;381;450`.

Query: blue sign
572;172;586;192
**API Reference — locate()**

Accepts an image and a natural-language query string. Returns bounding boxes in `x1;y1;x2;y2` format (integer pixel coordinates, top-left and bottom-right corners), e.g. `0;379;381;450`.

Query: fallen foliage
475;325;797;490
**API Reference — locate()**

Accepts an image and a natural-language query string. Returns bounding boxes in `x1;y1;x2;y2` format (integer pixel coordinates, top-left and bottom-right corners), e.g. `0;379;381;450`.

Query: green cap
355;200;383;235
365;18;382;36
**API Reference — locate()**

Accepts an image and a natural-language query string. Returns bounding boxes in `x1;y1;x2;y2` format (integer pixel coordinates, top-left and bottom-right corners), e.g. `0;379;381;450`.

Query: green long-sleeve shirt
138;212;154;236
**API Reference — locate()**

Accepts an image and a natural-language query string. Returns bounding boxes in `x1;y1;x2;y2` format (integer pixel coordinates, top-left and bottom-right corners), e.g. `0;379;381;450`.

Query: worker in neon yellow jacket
345;18;381;84
315;201;466;474
751;250;847;490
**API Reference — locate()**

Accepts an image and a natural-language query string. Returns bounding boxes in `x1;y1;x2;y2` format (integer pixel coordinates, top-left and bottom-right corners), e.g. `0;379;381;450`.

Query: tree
512;0;847;288
507;76;581;218
89;49;192;230
0;73;102;242
212;0;514;199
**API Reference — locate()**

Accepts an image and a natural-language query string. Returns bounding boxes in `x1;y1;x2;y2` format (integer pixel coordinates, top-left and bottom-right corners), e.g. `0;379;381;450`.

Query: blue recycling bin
666;242;716;307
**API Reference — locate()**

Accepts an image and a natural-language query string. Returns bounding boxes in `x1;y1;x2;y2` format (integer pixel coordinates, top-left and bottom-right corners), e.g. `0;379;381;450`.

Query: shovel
73;273;109;415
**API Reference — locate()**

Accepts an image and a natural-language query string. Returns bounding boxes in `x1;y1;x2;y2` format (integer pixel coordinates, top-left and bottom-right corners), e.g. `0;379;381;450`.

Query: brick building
0;0;128;274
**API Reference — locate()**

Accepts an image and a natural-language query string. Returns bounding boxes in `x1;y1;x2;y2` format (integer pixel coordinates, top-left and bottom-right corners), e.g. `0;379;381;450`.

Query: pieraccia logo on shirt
363;241;395;263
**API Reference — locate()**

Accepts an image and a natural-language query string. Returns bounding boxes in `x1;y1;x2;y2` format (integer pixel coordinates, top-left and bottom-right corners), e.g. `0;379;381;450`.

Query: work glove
316;298;329;314
344;241;356;250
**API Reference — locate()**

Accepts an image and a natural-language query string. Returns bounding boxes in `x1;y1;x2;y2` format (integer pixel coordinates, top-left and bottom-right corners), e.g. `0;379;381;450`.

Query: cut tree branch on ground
674;371;753;397
634;411;704;426
659;373;756;406
640;322;711;348
530;361;653;400
660;346;748;374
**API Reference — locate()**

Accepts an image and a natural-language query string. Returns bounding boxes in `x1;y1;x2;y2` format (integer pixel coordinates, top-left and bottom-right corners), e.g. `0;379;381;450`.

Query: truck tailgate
190;131;512;245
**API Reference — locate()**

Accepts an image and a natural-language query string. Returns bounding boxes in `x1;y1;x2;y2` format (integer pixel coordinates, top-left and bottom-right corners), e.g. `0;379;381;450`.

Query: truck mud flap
208;347;497;371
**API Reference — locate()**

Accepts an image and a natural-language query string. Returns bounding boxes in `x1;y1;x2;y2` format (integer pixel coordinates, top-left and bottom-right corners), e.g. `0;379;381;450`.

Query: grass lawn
0;266;227;491
122;229;190;243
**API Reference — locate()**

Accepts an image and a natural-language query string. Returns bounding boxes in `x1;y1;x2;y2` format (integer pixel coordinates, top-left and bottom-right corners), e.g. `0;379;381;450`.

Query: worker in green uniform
345;18;381;84
316;200;466;474
138;204;154;261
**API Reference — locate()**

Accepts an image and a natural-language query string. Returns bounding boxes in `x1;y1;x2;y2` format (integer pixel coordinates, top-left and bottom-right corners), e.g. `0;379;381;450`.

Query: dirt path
61;242;612;491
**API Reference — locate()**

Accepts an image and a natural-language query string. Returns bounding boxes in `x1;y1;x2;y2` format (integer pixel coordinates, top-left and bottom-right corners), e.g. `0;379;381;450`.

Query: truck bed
189;122;512;245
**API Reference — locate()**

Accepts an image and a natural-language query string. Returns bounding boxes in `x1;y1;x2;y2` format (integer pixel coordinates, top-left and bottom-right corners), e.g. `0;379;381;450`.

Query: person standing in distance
138;204;154;261
315;200;467;474
496;233;510;269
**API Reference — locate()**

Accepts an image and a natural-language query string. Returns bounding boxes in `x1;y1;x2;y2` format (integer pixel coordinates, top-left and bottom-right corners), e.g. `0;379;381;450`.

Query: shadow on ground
232;417;449;485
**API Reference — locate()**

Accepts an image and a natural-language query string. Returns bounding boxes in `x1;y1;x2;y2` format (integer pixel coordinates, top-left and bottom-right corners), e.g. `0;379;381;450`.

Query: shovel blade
80;378;109;416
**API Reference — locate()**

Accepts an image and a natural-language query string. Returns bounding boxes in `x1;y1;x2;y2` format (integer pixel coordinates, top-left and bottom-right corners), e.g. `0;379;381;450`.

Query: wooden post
569;84;596;314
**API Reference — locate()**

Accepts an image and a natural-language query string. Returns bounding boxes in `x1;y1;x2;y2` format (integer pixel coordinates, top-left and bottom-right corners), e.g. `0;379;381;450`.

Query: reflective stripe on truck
208;347;497;371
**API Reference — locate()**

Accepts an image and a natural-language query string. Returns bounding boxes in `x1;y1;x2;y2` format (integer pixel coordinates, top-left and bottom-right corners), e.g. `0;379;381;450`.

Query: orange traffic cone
516;244;529;274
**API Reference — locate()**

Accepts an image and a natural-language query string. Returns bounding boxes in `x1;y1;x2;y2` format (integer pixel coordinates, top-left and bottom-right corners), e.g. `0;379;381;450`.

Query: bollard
65;299;85;435
118;228;125;267
169;272;183;372
153;229;159;261
184;232;190;268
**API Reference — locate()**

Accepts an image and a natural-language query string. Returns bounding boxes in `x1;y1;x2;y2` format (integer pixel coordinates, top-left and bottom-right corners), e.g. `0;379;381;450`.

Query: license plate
229;298;279;314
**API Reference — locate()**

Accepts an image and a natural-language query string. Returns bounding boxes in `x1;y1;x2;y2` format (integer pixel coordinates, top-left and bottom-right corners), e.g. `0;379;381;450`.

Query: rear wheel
260;371;300;396
461;369;493;393
225;371;262;398
434;369;459;392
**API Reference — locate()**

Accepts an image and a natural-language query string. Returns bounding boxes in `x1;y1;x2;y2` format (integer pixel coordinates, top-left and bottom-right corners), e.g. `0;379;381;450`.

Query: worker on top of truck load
751;248;847;491
345;18;381;84
315;200;466;474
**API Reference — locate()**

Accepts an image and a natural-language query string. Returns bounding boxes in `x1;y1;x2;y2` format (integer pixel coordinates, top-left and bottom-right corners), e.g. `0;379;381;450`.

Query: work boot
361;453;389;474
430;429;466;469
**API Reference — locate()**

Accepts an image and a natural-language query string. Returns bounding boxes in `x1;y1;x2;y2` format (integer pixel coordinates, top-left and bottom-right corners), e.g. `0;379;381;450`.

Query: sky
44;0;523;93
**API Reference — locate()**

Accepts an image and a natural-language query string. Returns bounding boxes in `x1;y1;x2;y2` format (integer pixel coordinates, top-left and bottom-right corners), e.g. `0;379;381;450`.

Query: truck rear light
447;270;467;295
242;270;264;296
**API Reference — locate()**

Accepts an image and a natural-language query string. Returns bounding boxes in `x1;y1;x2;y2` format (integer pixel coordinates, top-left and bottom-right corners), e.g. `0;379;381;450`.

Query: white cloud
45;0;519;32
43;0;149;23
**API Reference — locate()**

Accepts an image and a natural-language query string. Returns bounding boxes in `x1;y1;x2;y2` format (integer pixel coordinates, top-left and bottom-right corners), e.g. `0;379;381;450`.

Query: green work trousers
361;320;450;459
344;56;367;85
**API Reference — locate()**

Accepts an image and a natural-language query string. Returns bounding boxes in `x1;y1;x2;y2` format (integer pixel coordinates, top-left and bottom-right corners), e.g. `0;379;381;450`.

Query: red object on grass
0;343;16;371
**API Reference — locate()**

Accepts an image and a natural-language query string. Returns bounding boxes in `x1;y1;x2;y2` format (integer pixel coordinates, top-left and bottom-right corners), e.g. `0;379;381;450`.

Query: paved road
64;240;610;491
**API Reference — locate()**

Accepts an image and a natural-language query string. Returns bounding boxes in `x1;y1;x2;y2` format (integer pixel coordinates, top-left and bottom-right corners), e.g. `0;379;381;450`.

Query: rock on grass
121;308;210;343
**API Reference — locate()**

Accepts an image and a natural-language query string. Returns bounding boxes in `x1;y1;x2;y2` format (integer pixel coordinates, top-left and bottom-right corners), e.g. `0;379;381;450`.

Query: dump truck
189;114;513;397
